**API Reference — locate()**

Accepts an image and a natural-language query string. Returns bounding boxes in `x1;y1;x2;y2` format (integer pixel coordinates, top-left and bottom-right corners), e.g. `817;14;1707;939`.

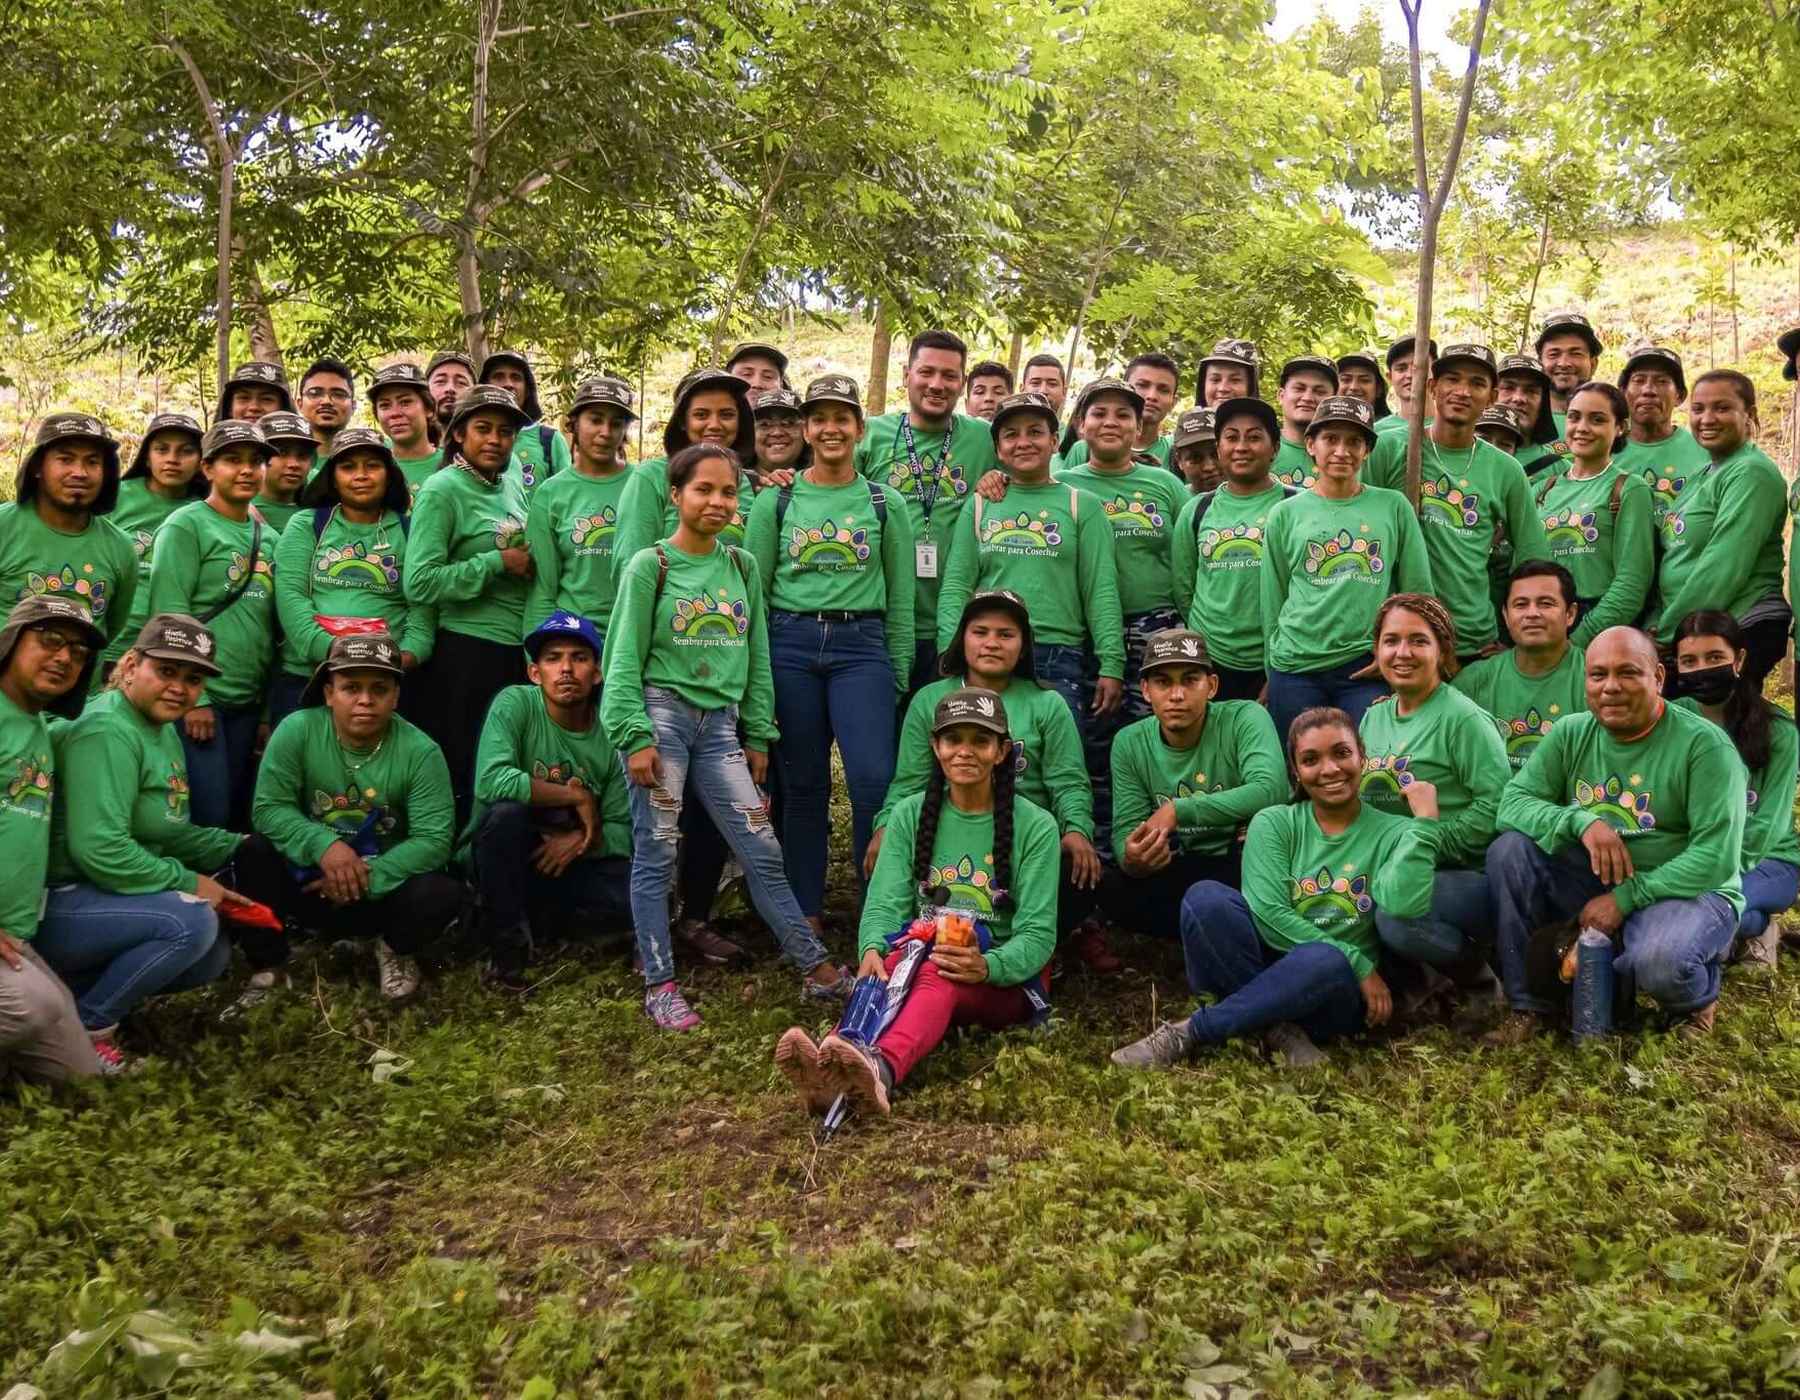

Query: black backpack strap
867;480;888;524
537;424;556;467
1191;489;1217;536
652;542;670;604
1534;474;1559;508
199;516;263;624
1608;473;1625;518
774;485;794;534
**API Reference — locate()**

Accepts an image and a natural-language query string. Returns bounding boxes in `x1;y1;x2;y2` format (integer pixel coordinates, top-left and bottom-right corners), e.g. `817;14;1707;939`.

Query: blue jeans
1487;832;1738;1015
769;612;897;916
181;704;262;830
621;687;830;986
1738;856;1799;939
1178;880;1366;1045
1265;654;1388;753
1037;640;1116;844
1375;868;1493;971
906;635;939;699
33;885;229;1030
1116;607;1183;725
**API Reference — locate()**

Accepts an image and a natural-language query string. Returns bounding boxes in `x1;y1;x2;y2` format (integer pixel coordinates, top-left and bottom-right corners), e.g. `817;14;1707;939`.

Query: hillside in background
3;223;1798;475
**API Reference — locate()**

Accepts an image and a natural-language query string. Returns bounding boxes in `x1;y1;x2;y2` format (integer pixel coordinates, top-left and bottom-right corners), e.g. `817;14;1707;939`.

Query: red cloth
873;948;1037;1084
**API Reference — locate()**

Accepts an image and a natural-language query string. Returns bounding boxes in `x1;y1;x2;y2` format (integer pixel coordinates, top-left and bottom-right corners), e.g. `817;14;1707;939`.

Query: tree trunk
1007;330;1024;379
1518;206;1553;350
866;303;891;416
456;235;489;365
212;154;235;392
234;238;283;367
1729;244;1740;362
461;0;500;366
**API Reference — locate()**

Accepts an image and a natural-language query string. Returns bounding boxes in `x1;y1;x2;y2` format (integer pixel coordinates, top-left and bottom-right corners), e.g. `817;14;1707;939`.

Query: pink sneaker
644;981;701;1031
774;1027;834;1112
88;1029;141;1076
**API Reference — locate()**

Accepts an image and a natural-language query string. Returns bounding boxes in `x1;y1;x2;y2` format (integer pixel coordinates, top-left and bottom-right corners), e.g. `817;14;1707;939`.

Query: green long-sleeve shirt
934;482;1126;678
252;496;303;533
465;684;631;860
1357;683;1510;867
394;449;444;506
522;465;634;636
1671;695;1800;870
1497;701;1745;916
1261;486;1433;673
1273;439;1316;490
273;507;436;677
403;462;530;645
1109;704;1286;863
1649;442;1786;642
510;423;571;503
1451;644;1586;773
602;540;776;755
610;457;754;590
856;412;995;634
0;691;54;939
1612;427;1709;539
1172;483;1289;672
877;675;1093;838
1367;432;1549;650
98;480;189;676
1058;435;1173;471
47;689;241;893
145;501;276;709
859;790;1059;987
1533;464;1654;644
251;707;453;898
744;474;916;688
0;501;137;647
1241;800;1439;980
1053;461;1186;617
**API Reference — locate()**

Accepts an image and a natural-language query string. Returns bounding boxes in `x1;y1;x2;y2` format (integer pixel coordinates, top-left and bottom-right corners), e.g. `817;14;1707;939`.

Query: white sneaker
220;969;288;1022
374;939;421;1001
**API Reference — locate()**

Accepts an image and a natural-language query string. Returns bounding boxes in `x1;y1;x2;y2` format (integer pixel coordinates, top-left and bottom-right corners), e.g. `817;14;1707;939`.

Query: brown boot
1677;1002;1717;1040
1481;1010;1544;1048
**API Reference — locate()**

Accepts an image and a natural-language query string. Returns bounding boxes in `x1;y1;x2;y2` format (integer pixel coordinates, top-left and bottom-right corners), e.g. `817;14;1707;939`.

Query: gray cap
1201;338;1259;370
0;593;105;671
1535;310;1603;357
201;419;271;461
754;387;804;416
1139;628;1213;674
216;361;293;419
426;350;477;380
1475;404;1526;448
301;629;405;707
1432;343;1498;378
255;410;316;447
568;376;638;420
1304;395;1378;445
931;685;1010;736
124;412;203;481
446;385;530;438
1171;407;1216;449
368;361;434;407
133;613;222;676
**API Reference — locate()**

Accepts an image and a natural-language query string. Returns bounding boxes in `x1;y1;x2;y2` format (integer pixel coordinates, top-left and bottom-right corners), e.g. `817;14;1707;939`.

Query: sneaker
1110;1018;1195;1070
818;1032;891;1115
1263;1021;1328;1069
644;980;701;1031
1481;1010;1544;1048
374;939;421;1002
1071;920;1123;976
674;919;747;966
800;963;854;1002
1736;924;1780;973
220;968;287;1021
1677;1002;1718;1040
774;1027;834;1112
87;1027;142;1077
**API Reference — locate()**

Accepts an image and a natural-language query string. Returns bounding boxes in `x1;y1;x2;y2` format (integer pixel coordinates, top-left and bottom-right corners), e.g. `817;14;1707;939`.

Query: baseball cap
300;630;406;707
134;613;222;676
1139;629;1213;674
931;685;1010;737
525;610;603;660
1304;395;1378;445
1171;407;1217;449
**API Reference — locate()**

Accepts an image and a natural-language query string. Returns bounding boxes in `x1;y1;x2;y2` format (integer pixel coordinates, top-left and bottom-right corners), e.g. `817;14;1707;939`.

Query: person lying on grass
1111;705;1441;1072
774;686;1059;1115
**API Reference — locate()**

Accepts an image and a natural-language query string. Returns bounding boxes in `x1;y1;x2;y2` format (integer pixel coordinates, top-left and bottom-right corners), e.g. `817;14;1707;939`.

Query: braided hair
1374;591;1461;681
912;730;1018;913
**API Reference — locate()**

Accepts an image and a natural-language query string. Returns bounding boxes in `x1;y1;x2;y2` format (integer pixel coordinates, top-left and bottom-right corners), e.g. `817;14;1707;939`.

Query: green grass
8;915;1800;1397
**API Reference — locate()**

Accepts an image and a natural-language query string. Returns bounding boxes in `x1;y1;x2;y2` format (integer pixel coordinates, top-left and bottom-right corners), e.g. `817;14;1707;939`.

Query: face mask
1675;663;1738;705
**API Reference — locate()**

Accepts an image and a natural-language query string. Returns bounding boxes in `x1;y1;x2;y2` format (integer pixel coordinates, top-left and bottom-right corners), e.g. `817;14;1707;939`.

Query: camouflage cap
1139;628;1213;674
323;426;396;471
799;375;862;414
368;361;434;406
1432;342;1499;379
1170;407;1217;449
125;412;203;480
254;410;316;446
1278;355;1341;388
1385;335;1438;367
727;340;790;374
1072;375;1145;418
1200;338;1259;370
134;612;223;676
1475;404;1526;446
1617;344;1687;401
1535;310;1603;357
446;385;530;437
1496;352;1551;386
426;350;478;380
989;391;1060;441
568;376;638;419
223;361;289;393
931;685;1010;737
1304;395;1378;445
201;419;271;461
753;387;804;416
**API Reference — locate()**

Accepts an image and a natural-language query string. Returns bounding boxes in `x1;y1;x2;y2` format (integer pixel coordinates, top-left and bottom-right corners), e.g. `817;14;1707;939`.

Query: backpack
651;541;750;603
1191;484;1298;537
305;505;410;599
1534;471;1627;518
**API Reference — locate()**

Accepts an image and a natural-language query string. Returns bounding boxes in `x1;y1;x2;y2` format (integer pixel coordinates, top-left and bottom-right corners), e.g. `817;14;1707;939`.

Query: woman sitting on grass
1111;706;1440;1072
774;686;1059;1115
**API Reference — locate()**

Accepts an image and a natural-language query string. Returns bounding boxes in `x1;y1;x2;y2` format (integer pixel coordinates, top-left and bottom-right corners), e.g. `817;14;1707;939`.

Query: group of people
1;317;1797;1112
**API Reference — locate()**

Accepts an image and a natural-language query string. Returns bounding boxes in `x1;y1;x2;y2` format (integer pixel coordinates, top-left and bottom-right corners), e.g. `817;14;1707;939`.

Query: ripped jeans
621;687;830;986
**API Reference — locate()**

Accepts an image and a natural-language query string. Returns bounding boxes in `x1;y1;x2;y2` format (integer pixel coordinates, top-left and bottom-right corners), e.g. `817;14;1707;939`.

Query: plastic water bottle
1571;927;1616;1040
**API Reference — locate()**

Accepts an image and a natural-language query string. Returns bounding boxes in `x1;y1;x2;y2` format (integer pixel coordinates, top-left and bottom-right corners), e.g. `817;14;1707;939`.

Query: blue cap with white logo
525;610;603;660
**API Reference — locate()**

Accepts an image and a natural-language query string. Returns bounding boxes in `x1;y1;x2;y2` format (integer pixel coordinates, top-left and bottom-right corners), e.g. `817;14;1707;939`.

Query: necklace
337;732;386;778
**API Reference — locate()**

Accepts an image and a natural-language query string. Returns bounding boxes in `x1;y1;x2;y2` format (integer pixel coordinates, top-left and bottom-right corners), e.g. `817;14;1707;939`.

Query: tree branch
493;6;679;40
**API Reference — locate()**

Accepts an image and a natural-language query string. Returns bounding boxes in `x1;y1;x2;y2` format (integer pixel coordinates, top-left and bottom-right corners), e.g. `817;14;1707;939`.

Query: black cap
134;613;222;676
1432;343;1498;378
800;374;863;414
931;685;1010;737
201;419;272;461
1278;355;1340;389
1139;629;1213;674
1617;345;1688;401
17;412;122;516
1385;335;1438;368
1171;407;1217;449
255;410;316;447
124;412;203;482
446;385;530;438
368;361;433;407
1304;395;1378;446
568;376;638;420
726;341;789;374
1781;326;1800;384
989;391;1060;441
1496;352;1551;387
1211;396;1279;438
300;630;406;708
1474;404;1526;448
753;387;804;416
1535;311;1603;358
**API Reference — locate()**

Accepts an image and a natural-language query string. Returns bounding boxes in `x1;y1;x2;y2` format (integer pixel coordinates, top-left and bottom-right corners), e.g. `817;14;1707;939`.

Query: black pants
470;801;632;971
1740;613;1790;691
232;832;463;962
416;630;528;830
1211;665;1266;704
1102;848;1244;938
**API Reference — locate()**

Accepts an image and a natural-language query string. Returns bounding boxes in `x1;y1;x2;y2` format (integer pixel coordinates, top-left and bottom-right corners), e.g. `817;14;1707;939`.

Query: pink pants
873;949;1040;1084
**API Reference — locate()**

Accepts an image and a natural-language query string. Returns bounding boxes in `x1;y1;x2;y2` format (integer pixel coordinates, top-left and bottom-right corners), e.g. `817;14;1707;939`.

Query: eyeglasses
302;388;353;403
29;628;92;660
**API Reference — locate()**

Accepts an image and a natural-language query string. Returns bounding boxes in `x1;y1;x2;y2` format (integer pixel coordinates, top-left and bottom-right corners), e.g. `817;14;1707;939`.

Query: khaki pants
0;940;100;1082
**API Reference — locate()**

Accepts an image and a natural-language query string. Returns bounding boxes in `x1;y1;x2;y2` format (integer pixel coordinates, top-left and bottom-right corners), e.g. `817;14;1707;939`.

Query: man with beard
479;349;570;500
426;350;477;433
298;358;356;463
1611;344;1709;538
1535;310;1603;423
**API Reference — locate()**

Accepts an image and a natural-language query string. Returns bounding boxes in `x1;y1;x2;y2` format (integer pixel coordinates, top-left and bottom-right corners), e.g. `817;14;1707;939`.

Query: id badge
915;539;939;578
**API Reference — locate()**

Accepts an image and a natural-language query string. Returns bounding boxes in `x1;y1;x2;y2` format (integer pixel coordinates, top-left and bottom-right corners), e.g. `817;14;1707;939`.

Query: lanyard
898;417;949;523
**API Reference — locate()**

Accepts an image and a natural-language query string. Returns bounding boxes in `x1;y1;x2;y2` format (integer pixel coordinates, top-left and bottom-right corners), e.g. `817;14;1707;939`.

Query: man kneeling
465;612;632;991
1486;626;1745;1042
245;632;460;1000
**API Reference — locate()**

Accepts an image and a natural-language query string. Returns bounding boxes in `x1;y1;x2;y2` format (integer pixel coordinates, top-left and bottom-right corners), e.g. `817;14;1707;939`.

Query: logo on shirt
1543;508;1599;550
1009;738;1028;775
21;565;109;617
1497;706;1561;765
670;589;750;641
531;759;594;789
226;551;274;588
1646;471;1687;511
1420;474;1481;529
1659;511;1686;545
570;508;616;553
1747;786;1760;814
930;852;996;913
1291;865;1373;925
493;516;527;550
131;529;155;560
979;511;1063;555
1275;465;1315;490
1302;529;1384;580
1574;773;1656;833
165;769;190;820
309;785;398;839
1099;495;1165;536
315;541;401;589
1359;753;1415;796
1198;522;1266;565
883;459;967;503
787;520;871;568
0;755;52;819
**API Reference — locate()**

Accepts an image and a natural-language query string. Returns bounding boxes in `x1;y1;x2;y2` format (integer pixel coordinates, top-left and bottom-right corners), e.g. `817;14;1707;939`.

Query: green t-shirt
1671;696;1800;870
1357;683;1511;867
145;501;277;709
859;791;1059;987
251;708;453;898
1054;460;1186;617
1612;427;1709;539
855;412;996;632
1374;412;1408;436
100;479;190;673
1451;644;1586;773
1649;442;1787;642
252;496;303;533
1058;434;1173;471
601;540;775;755
743;474;916;689
611;457;755;592
0;501;137;647
464;684;631;860
522;465;635;636
273;507;436;677
1172;482;1289;671
48;689;241;893
1366;432;1549;651
394;448;445;507
1273;438;1316;490
510;424;572;503
1532;463;1655;644
1109;705;1286;862
1260;486;1433;673
1516;442;1565;481
403;462;530;645
0;690;54;939
1241;800;1438;980
878;675;1093;838
934;481;1126;677
1498;701;1746;916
